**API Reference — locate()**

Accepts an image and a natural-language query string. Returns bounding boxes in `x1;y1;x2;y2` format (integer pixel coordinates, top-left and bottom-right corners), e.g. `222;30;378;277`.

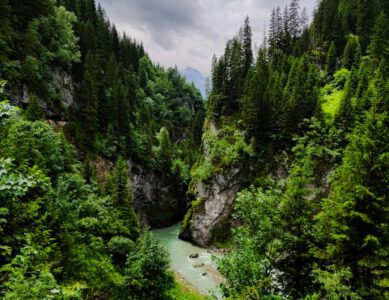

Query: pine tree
368;11;389;62
300;7;309;32
325;41;337;76
25;94;45;121
289;0;301;39
269;9;277;41
80;51;99;144
241;48;271;142
155;127;172;170
281;5;292;53
242;16;253;78
112;80;131;155
106;157;140;239
342;34;361;70
314;108;389;298
336;67;357;129
357;0;381;50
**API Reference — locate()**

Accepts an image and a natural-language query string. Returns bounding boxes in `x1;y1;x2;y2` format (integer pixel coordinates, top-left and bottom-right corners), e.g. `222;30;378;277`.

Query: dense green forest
0;0;203;299
190;0;388;299
1;0;388;299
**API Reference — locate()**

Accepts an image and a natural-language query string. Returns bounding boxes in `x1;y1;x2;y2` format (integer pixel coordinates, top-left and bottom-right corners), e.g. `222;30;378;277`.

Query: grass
168;272;210;300
212;237;234;249
321;85;345;123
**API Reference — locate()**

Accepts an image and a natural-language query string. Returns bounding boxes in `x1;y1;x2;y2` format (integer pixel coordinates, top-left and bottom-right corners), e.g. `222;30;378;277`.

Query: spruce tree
289;0;301;39
106;157;140;239
242;16;253;78
325;41;337;76
25;94;45;121
357;0;381;50
342;34;362;70
368;11;389;62
241;48;271;141
80;51;99;144
314;109;389;298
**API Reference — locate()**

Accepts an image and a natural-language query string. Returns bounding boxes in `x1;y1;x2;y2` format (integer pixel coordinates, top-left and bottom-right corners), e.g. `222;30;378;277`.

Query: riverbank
152;223;225;297
168;272;210;300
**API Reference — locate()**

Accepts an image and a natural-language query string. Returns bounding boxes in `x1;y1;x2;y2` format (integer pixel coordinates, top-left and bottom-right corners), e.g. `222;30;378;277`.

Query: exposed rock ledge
94;157;186;228
179;167;243;246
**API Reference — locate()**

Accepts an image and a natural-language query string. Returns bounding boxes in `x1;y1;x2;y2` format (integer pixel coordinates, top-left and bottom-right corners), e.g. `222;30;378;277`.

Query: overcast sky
98;0;317;76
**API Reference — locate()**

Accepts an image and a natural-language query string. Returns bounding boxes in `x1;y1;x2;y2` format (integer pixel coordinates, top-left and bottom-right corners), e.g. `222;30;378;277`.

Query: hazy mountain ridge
181;67;206;98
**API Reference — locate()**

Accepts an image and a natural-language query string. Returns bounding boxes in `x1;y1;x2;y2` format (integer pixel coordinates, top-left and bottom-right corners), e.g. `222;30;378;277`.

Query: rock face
180;167;242;246
7;67;74;119
93;157;187;228
131;164;187;228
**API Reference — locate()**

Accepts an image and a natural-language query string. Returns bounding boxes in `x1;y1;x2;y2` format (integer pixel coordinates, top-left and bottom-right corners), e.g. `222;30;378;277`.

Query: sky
98;0;317;76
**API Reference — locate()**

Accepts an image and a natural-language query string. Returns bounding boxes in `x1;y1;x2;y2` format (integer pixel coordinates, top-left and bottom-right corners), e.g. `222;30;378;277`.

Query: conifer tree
155;127;172;170
281;5;292;53
289;0;301;39
80;51;99;144
314;109;389;298
325;41;337;76
368;11;389;62
357;0;381;50
336;67;357;129
242;16;253;78
241;48;271;141
25;94;45;121
106;157;140;239
342;34;361;70
269;9;277;41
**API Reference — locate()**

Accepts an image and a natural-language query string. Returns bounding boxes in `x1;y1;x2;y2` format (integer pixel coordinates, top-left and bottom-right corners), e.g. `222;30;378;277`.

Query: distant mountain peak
180;67;206;98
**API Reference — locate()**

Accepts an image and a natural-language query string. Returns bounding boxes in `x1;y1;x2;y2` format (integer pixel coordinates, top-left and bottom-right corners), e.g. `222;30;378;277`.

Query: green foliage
26;5;80;67
2;0;389;299
313;109;389;298
168;277;209;300
342;34;361;70
124;232;174;300
105;157;140;239
325;41;337;76
0;100;19;125
1;236;63;300
0;102;179;299
217;187;284;298
24;94;45;121
0;119;73;178
321;68;351;123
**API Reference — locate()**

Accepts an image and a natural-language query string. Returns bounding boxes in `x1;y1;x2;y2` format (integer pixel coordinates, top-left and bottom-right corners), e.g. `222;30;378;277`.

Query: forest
0;0;388;299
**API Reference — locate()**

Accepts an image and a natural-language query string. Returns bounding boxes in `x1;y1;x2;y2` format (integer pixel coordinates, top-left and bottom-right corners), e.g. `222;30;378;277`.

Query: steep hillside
0;0;204;299
182;1;389;299
0;0;205;227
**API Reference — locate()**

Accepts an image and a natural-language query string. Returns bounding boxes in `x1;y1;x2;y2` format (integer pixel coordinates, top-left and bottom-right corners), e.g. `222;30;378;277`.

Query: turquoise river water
152;223;224;298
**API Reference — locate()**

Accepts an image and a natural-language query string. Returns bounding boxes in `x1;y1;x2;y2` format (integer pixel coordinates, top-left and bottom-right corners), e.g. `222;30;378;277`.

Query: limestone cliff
94;157;186;228
7;67;74;119
179;167;243;246
179;119;252;246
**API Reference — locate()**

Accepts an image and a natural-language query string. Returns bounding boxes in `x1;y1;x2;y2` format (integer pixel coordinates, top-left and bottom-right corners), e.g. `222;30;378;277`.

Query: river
152;223;224;298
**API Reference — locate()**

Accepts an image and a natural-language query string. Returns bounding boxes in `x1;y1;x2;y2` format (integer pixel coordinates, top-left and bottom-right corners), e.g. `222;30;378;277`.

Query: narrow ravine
152;223;225;298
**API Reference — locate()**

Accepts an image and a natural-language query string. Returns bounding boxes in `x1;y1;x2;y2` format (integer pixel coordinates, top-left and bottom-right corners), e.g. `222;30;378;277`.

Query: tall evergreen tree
289;0;301;39
106;157;140;239
326;41;337;76
314;109;389;298
342;34;362;70
242;16;253;78
368;11;389;62
80;51;99;144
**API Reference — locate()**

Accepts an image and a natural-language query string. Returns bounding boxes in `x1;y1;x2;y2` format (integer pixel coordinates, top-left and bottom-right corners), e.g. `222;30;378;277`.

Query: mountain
180;67;206;98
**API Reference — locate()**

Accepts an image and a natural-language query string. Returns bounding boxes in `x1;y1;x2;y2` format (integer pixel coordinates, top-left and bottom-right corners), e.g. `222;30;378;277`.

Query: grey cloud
99;0;205;49
98;0;316;74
